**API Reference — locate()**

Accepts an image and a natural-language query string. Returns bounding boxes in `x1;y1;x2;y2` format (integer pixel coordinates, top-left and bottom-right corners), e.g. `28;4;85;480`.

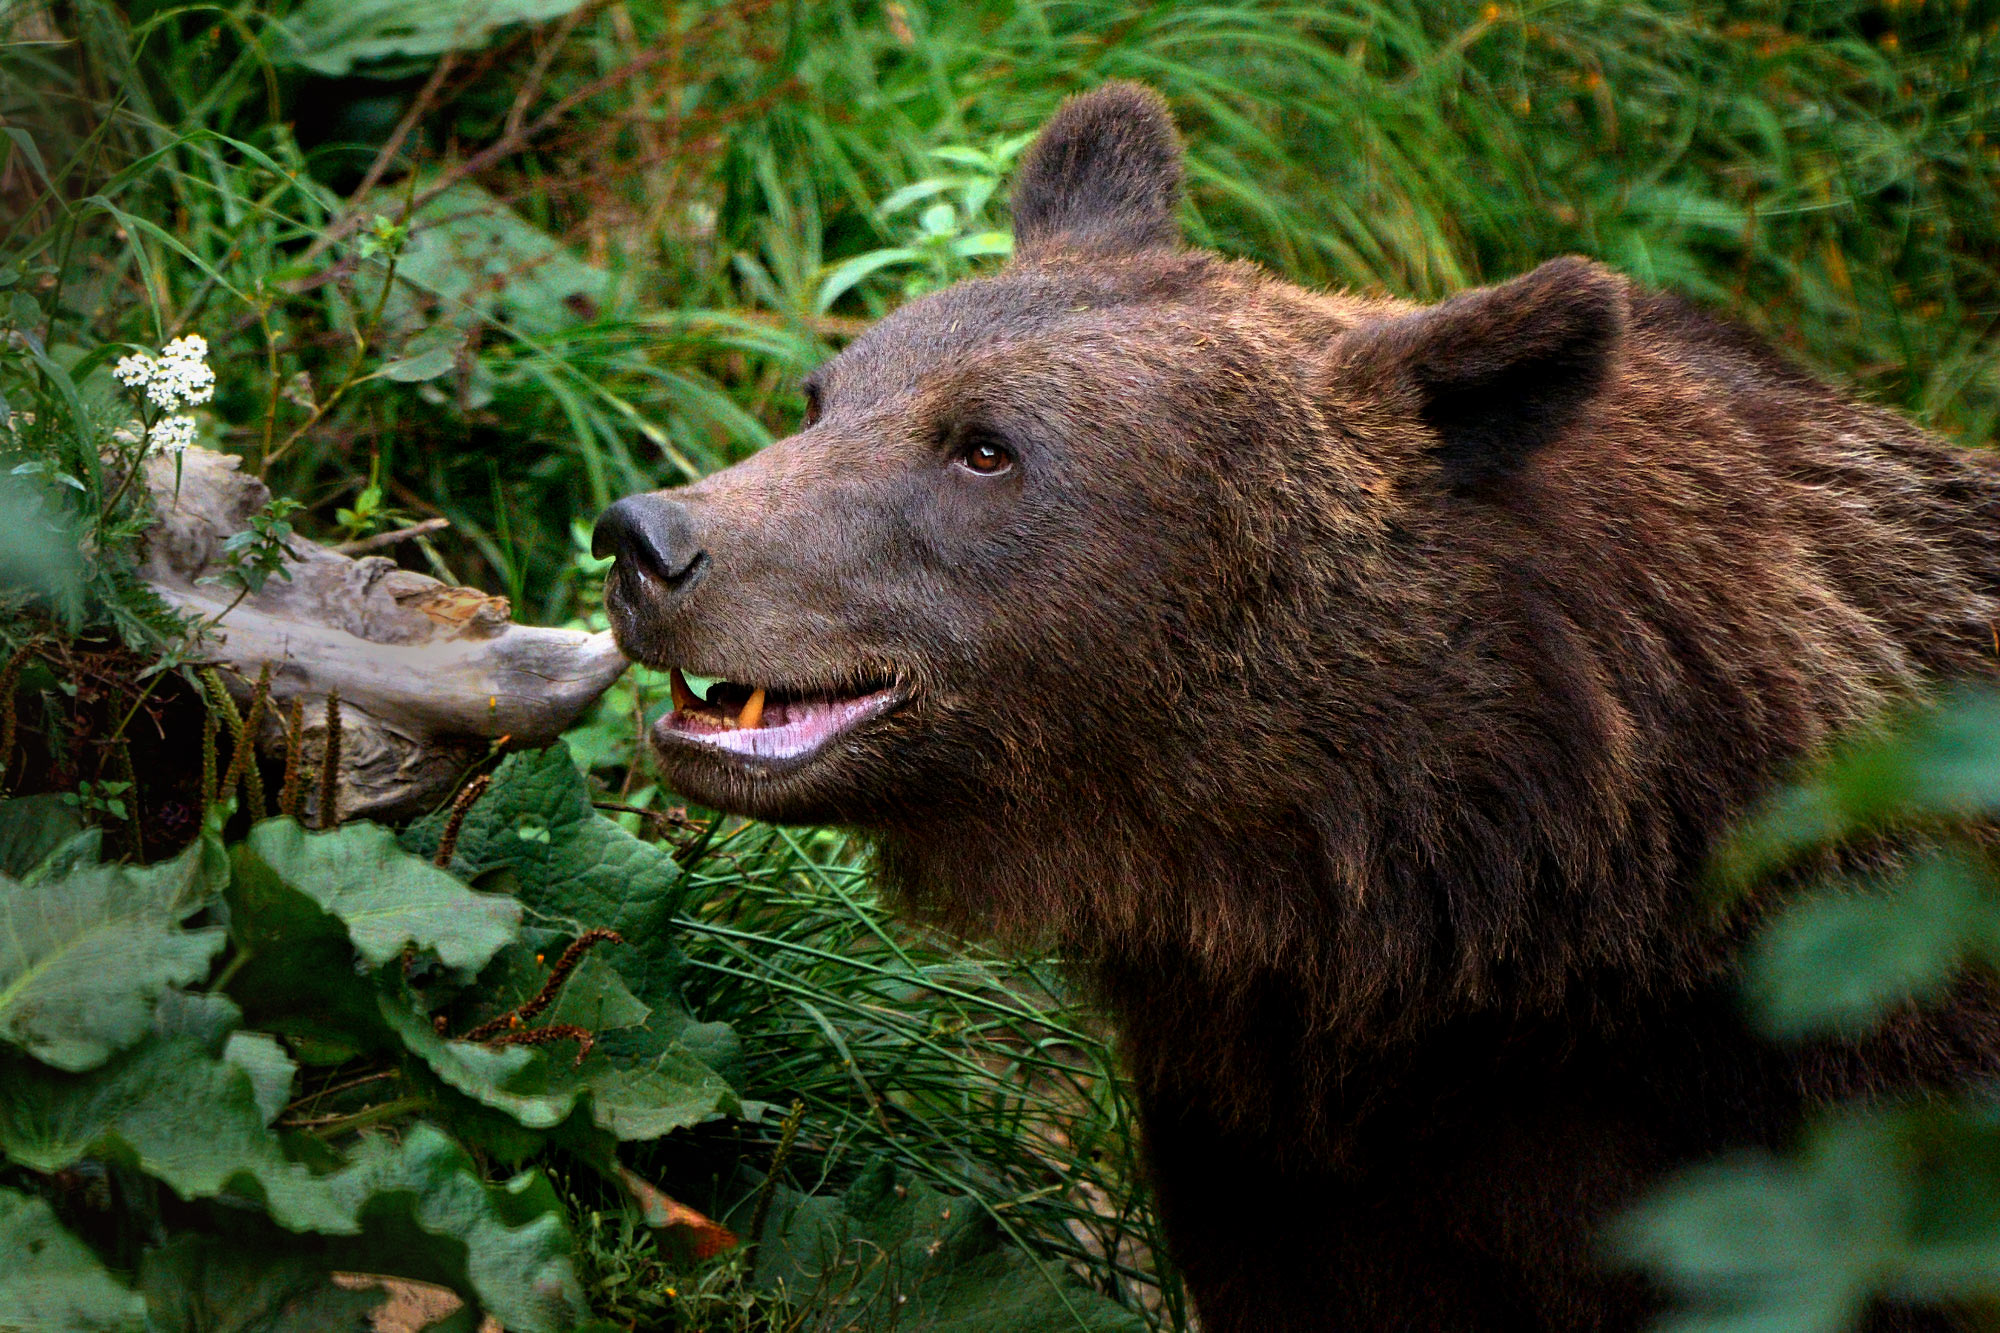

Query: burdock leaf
139;1237;384;1333
745;1160;1149;1333
131;1137;587;1333
380;995;735;1141
225;1031;300;1125
275;0;590;80
405;746;679;945
305;1126;588;1333
0;1038;355;1234
0;1046;589;1330
0;837;229;1071
0;1186;145;1332
234;819;519;971
0;793;86;878
403;745;737;1075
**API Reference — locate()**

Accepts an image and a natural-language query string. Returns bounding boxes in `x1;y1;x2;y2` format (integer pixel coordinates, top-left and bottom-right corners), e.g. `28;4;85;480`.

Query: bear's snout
594;493;708;609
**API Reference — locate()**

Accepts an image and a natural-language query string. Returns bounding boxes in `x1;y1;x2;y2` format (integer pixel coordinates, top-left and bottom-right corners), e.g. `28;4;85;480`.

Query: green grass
7;0;1994;620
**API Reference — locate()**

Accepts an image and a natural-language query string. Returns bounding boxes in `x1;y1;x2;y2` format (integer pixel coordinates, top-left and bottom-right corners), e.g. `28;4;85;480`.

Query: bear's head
600;86;1624;819
594;84;1776;1027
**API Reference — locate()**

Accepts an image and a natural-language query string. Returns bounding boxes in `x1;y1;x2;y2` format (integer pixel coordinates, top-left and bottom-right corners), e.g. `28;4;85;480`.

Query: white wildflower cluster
147;415;198;454
114;333;213;455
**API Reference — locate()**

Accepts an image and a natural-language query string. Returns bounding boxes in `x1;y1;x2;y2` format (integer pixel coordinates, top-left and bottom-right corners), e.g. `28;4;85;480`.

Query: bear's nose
592;495;706;591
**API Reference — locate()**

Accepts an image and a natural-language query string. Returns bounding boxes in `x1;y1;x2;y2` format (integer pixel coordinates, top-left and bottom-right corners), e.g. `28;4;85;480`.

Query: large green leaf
380;994;735;1142
1746;854;1999;1038
127;1131;587;1333
139;1238;383;1333
0;1033;588;1331
0;1038;355;1234
1618;1103;2000;1333
274;0;590;77
308;1126;587;1333
377;179;613;338
0;837;228;1071
234;820;519;971
0;794;85;879
0;1186;145;1332
223;820;519;1057
745;1161;1149;1333
403;746;737;1075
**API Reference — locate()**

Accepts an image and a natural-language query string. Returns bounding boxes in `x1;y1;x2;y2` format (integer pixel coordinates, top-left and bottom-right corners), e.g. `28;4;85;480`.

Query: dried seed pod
319;691;341;830
278;696;306;821
433;773;492;869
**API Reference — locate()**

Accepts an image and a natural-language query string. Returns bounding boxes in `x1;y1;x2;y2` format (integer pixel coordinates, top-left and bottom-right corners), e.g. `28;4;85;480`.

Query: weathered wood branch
141;448;628;820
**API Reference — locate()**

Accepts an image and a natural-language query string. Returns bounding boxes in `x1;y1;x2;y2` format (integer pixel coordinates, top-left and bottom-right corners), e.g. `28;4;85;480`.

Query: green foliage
1623;690;2000;1331
0;743;1153;1328
0;836;226;1072
0;1187;145;1332
0;757;706;1327
10;2;1996;1329
7;0;1993;631
275;0;594;77
747;1159;1149;1332
403;744;739;1073
233;818;519;971
667;821;1180;1326
214;496;304;598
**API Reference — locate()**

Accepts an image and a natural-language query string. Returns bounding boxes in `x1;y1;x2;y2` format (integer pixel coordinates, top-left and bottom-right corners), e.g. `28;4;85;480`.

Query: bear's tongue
661;667;888;761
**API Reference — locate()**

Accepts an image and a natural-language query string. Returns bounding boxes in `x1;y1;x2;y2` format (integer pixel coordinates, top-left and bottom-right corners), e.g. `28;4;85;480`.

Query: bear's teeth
738;687;766;730
670;667;697;712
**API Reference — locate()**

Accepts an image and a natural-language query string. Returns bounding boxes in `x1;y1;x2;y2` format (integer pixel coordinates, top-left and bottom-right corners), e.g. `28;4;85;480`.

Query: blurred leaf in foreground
0;1186;145;1332
1629;688;2000;1329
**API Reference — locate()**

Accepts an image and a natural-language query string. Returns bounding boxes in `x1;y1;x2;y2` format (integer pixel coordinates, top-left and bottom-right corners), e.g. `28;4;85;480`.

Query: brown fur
596;83;2000;1330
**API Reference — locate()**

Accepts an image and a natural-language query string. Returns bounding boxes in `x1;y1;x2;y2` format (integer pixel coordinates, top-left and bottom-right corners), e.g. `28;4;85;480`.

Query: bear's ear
1011;83;1183;259
1339;257;1628;492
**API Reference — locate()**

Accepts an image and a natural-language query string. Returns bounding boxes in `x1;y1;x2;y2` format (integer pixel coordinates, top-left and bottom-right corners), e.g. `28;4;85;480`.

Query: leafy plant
214;496;304;599
0;744;1161;1328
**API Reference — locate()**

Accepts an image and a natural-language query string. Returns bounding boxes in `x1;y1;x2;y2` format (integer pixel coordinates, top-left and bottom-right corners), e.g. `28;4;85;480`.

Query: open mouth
655;667;903;765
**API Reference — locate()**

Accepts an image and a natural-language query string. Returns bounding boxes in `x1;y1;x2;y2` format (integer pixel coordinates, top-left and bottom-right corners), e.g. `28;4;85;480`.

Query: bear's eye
955;437;1015;477
800;382;823;429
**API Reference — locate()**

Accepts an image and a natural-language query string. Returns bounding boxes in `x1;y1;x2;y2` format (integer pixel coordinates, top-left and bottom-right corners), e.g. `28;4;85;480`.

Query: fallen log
141;447;628;821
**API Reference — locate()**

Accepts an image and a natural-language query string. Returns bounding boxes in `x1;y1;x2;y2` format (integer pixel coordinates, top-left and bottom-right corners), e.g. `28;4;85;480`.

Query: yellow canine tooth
670;667;697;712
738;687;766;731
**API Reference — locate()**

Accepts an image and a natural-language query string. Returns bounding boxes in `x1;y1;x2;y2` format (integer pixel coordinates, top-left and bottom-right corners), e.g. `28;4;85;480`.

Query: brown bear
593;83;2000;1331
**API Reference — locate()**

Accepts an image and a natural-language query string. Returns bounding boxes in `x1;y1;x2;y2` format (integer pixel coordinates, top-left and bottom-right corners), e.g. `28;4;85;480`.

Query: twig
488;1022;596;1067
433;773;491;868
280;1068;397;1119
301;17;730;267
504;2;597;144
335;50;461;246
332;517;450;555
593;800;709;838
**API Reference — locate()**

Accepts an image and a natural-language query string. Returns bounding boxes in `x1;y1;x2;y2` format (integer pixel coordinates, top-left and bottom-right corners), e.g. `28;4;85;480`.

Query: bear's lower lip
652;683;904;766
